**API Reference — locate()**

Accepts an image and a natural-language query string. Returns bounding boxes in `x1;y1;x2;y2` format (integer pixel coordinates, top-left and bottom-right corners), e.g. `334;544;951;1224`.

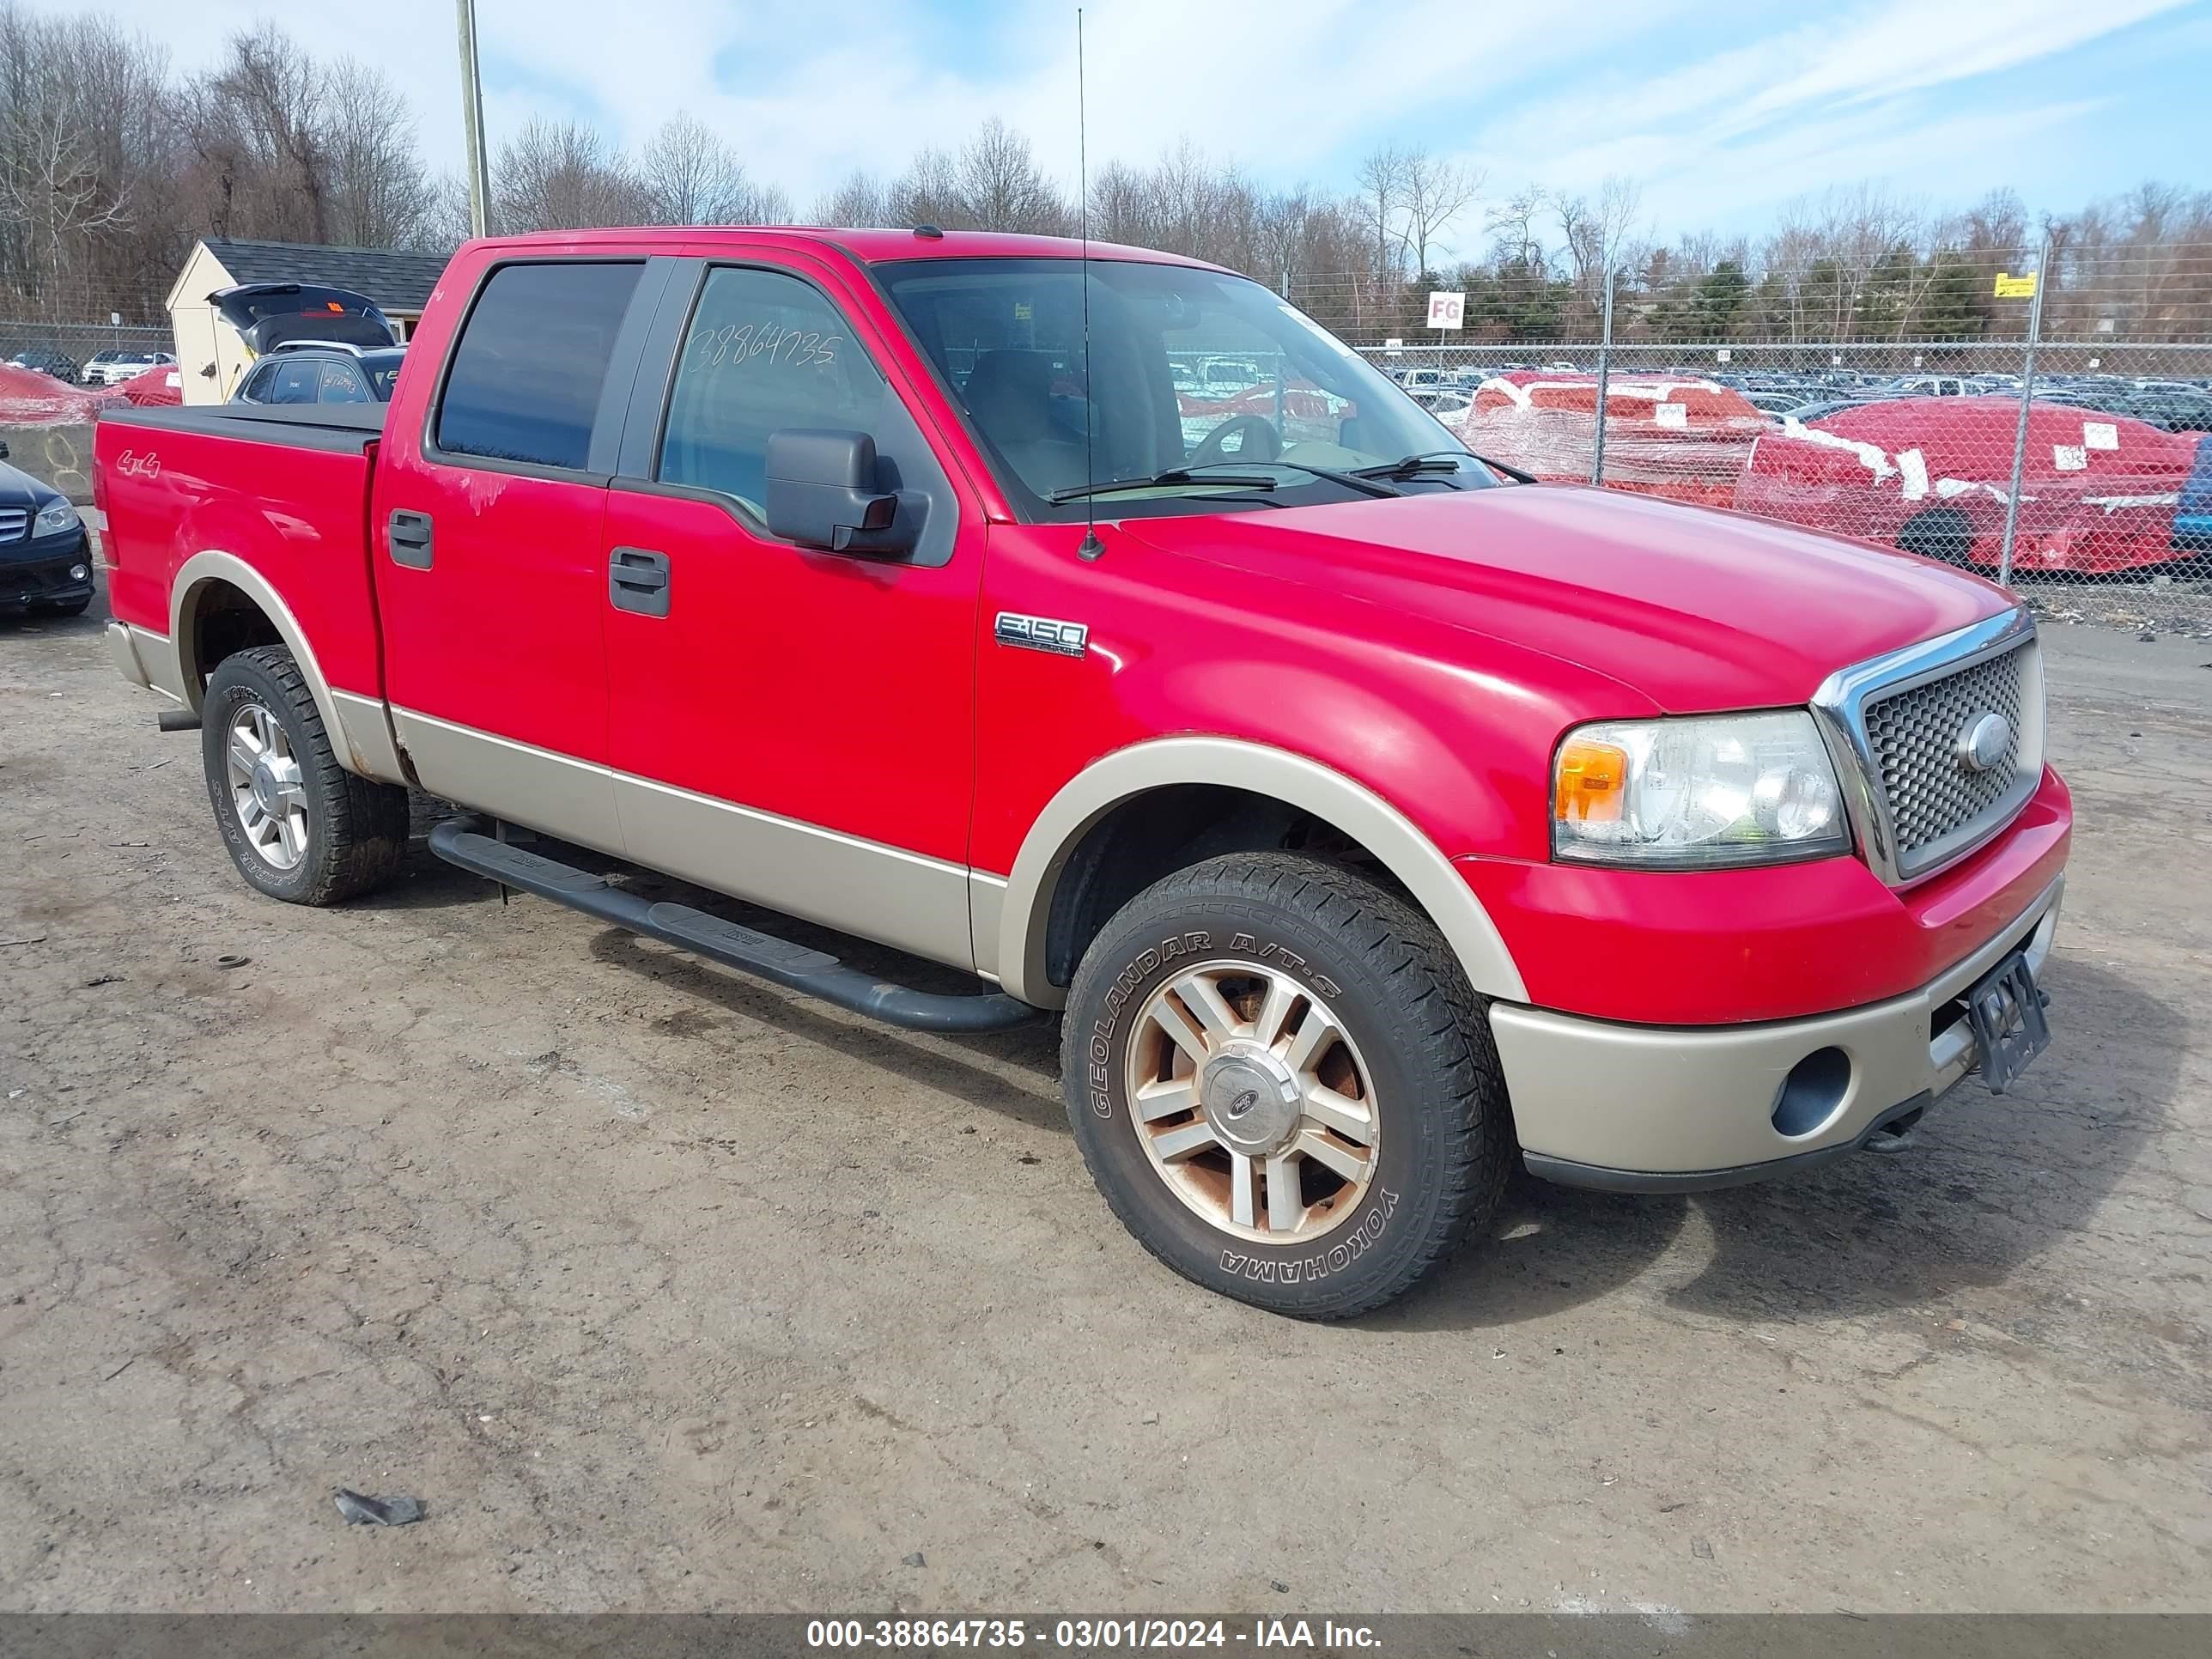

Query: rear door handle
609;546;671;617
387;510;434;569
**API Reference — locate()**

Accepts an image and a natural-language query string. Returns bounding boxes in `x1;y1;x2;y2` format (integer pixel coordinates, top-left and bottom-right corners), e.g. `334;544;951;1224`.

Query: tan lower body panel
391;708;627;860
107;623;187;704
389;706;974;971
614;775;973;970
329;690;408;785
1492;878;2063;1176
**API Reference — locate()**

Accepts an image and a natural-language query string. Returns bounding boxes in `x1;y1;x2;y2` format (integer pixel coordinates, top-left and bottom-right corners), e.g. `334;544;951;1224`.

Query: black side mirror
0;440;9;460
764;428;911;556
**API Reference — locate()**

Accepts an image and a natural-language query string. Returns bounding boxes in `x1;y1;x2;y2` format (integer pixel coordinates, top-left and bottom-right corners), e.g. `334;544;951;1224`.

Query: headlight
33;500;81;537
1552;711;1849;868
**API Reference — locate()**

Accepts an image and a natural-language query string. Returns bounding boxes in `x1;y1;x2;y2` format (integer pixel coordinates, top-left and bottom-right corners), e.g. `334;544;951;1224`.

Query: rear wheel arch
168;551;399;781
991;737;1527;1010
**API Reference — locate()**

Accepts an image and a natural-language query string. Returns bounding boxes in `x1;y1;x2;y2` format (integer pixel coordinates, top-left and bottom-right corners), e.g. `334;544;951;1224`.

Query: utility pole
456;0;491;239
1590;265;1616;485
1996;224;2053;588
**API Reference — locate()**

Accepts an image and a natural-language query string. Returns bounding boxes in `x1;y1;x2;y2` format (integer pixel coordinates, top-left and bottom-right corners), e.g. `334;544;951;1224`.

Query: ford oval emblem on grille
1958;712;2011;773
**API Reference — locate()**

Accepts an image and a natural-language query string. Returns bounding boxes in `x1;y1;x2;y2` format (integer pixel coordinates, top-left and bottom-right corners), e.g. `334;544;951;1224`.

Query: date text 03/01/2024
803;1619;1383;1650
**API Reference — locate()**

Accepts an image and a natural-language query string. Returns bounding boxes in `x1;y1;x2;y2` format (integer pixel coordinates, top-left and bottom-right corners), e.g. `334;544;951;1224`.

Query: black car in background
5;346;80;382
2037;380;2212;434
0;439;94;617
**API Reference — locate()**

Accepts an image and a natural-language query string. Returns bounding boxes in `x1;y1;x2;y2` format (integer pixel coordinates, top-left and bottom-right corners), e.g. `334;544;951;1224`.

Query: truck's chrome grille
0;507;27;544
1865;642;2030;863
1811;610;2043;887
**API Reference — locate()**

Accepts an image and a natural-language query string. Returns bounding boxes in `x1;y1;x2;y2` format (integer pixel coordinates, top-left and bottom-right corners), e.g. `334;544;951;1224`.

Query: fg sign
1425;291;1466;331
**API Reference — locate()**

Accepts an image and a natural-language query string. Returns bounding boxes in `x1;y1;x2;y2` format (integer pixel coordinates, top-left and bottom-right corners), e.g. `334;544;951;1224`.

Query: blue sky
75;0;2212;254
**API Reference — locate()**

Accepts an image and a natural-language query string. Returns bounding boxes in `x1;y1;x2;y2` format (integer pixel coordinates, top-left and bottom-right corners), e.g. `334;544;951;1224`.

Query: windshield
878;257;1495;519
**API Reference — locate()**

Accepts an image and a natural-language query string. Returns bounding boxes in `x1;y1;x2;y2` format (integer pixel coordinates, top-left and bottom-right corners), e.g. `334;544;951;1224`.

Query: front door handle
609;546;671;617
387;510;434;569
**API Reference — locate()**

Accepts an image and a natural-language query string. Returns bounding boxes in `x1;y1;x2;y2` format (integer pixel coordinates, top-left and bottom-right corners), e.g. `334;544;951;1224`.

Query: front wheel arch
992;737;1527;1010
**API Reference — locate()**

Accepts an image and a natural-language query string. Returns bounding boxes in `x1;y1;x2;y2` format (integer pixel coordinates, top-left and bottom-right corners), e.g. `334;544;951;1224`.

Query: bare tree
321;58;433;246
635;112;787;226
492;118;642;233
1484;185;1547;270
188;24;333;242
814;168;889;227
1553;175;1641;295
888;145;962;229
954;118;1067;234
1398;149;1481;279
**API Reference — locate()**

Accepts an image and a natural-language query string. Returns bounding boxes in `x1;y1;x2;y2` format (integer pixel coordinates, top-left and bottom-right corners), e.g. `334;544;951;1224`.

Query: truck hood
1127;483;2014;712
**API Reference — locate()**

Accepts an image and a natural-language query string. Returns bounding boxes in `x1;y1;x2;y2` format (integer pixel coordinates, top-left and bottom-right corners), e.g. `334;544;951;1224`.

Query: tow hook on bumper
1862;1103;1925;1155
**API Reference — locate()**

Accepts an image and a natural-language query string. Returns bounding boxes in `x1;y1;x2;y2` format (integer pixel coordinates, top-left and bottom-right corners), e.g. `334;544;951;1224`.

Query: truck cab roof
464;225;1228;270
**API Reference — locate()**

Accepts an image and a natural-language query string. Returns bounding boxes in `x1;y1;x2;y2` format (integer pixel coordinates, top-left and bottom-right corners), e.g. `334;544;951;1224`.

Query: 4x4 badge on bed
994;612;1089;658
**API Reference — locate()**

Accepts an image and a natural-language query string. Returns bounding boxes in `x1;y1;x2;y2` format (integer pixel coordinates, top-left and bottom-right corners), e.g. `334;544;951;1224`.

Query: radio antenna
1075;6;1103;562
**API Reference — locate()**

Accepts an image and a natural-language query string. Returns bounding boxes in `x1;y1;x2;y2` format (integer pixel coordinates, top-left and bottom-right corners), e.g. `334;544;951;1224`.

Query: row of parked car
1423;370;2211;577
3;346;179;387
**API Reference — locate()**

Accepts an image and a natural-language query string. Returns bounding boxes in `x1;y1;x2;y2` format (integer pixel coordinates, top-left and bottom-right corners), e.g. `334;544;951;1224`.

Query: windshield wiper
1048;468;1278;504
1048;459;1407;505
1352;449;1538;485
1221;459;1404;498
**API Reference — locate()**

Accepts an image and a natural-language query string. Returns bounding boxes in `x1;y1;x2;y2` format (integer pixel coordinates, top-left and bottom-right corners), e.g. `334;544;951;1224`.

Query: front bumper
1493;874;2062;1189
1;529;94;610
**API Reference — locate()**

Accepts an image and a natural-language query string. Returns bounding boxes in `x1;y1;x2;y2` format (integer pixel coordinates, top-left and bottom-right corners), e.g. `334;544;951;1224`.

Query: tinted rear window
434;262;642;470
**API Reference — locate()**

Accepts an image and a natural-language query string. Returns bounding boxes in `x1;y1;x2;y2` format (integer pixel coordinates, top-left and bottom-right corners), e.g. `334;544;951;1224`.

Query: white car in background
81;349;176;387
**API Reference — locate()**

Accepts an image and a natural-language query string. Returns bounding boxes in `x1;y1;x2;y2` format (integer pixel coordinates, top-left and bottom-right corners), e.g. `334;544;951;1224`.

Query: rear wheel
199;644;409;905
1062;852;1510;1319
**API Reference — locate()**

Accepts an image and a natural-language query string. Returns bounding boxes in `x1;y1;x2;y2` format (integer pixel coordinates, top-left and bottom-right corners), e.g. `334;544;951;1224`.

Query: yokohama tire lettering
1218;1188;1400;1283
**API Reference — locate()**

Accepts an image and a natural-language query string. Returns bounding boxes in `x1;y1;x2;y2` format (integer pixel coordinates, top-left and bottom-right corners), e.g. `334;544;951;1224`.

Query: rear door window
319;361;369;403
269;360;320;404
434;261;643;470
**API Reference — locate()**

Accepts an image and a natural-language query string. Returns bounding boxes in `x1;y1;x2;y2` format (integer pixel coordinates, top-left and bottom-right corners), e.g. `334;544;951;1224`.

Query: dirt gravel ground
1;595;2208;1617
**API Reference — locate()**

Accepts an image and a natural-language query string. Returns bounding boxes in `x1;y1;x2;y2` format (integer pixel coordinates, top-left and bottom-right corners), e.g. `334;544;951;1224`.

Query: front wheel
1061;852;1511;1319
199;644;410;905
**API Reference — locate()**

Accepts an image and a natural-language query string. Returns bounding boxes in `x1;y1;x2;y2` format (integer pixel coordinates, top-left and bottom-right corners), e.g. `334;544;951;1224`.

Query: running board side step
427;821;1041;1034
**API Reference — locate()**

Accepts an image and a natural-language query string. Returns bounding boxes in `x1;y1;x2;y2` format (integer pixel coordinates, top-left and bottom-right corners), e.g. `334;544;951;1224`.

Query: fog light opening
1772;1046;1852;1138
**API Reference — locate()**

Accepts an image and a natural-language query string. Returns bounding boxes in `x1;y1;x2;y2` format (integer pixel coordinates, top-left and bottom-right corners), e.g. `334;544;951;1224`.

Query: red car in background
1735;396;2208;575
1445;373;1768;507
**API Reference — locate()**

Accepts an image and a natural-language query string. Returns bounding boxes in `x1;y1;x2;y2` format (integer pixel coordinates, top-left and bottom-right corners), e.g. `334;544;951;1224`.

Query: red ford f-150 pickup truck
94;228;2070;1317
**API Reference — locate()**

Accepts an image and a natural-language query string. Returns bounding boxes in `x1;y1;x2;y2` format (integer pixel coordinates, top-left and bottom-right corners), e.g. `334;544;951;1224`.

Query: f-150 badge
994;612;1089;658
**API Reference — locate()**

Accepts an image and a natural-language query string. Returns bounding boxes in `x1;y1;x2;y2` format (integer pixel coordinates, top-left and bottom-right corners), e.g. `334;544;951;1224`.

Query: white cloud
27;0;2206;244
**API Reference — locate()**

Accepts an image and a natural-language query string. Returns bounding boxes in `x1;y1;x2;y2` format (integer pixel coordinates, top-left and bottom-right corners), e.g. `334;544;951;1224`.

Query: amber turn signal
1555;736;1629;823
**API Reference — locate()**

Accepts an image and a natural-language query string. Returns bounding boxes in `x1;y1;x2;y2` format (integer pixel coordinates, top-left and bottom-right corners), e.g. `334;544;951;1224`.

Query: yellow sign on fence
1994;272;2039;299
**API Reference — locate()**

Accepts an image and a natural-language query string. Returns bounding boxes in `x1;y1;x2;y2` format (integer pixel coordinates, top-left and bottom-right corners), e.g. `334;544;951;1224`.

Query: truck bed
94;400;387;717
99;401;386;454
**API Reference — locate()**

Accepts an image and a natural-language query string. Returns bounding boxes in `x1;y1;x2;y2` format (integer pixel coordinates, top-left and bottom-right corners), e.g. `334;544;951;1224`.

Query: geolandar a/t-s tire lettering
1061;851;1511;1320
198;644;410;907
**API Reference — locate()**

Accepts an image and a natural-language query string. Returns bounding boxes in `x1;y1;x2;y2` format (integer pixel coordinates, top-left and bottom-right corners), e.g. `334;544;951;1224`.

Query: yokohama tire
1061;851;1511;1319
199;644;409;906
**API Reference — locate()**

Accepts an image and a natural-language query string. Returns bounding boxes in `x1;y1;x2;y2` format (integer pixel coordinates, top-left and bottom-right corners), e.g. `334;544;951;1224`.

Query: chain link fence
1340;239;2212;640
2;318;173;381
